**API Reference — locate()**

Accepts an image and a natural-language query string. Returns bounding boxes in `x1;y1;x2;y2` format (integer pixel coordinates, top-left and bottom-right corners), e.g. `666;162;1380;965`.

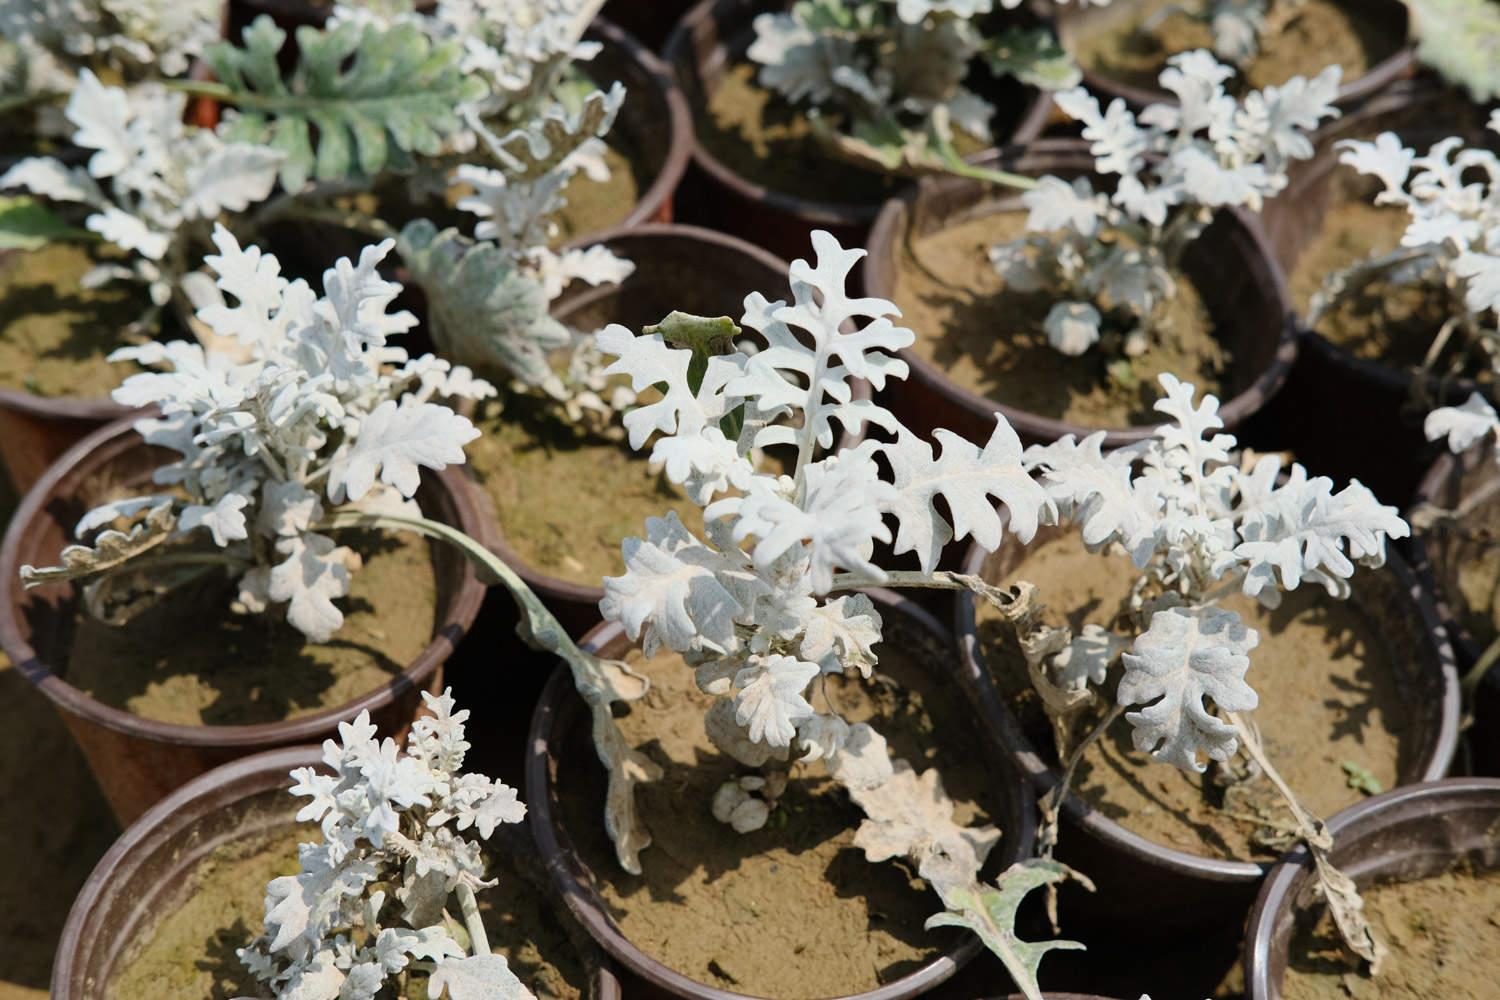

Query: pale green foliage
926;860;1091;1000
207;15;487;191
397;220;571;389
1405;0;1500;102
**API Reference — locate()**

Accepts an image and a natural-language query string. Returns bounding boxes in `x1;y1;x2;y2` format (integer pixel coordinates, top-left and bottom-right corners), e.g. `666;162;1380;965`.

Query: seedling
239;689;537;1000
991;51;1338;360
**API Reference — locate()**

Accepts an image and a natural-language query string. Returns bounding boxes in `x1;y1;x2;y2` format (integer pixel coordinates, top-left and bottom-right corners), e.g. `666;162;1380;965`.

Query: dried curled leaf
20;502;176;588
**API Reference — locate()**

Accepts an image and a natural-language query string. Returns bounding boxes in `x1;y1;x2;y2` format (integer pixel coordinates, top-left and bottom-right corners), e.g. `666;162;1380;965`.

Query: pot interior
11;430;471;713
889;154;1287;410
535;599;1029;999
970;525;1454;859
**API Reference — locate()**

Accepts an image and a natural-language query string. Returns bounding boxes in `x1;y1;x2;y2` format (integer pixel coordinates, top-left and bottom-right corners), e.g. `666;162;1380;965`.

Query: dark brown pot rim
1048;0;1416;110
482;221;861;610
1242;777;1500;1000
863;138;1299;448
0;384;133;419
525;589;1038;1000
0;415;488;748
663;0;1054;228
1410;447;1499;675
954;537;1463;883
593;17;695;231
54;743;623;1000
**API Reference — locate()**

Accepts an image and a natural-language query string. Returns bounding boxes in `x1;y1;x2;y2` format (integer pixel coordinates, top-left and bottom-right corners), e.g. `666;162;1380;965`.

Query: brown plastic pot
863;140;1298;450
1410;446;1500;776
0;417;487;826
0;382;133;498
663;0;1054;263
1243;777;1500;1000
1051;0;1414;110
954;527;1461;932
54;744;623;1000
526;589;1039;1000
1254;82;1499;506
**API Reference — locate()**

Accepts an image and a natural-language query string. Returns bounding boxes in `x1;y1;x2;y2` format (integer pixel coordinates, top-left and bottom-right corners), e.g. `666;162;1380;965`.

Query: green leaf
206;15;486;191
983;27;1082;91
926;859;1092;1000
396;219;569;388
0;196;95;250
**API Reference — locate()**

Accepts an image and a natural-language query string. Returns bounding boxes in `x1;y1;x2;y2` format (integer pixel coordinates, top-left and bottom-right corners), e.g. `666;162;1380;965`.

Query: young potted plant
0;231;491;823
1244;778;1500;1000
955;372;1460;941
0;3;670;494
523;229;1138;1000
55;691;624;1000
0;0;225;491
1259;106;1500;502
1052;0;1412;110
662;0;1072;259
863;50;1323;448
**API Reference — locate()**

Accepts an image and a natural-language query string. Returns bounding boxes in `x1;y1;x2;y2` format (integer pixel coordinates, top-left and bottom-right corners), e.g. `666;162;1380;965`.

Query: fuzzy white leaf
0;156;103;205
429;954;534;1000
268;533;353;643
733;653;820;747
1043;301;1102;355
326;398;478;503
1425;392;1500;454
182;143;284;219
1118;606;1259;772
800;593;882;676
883;418;1051;573
601;512;763;656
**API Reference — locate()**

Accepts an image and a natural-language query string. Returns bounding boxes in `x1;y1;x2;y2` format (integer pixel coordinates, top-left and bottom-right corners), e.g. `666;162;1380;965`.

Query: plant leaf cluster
747;0;1097;178
992;50;1340;357
239;689;535;1000
20;229;494;642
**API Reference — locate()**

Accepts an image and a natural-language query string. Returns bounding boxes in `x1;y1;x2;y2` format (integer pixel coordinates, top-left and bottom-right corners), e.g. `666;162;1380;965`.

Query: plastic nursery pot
1410;447;1500;776
862;140;1298;450
1255;82;1498;507
54;744;624;1000
1050;0;1414;110
662;0;1053;264
1243;778;1500;1000
0;417;487;826
954;527;1462;934
0;379;133;499
526;589;1039;1000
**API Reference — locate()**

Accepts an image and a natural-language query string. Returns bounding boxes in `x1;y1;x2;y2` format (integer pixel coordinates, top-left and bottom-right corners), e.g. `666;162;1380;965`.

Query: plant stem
0;90;66;116
932;128;1037;192
316;509;662;874
455;883;490;956
1227;711;1387;972
1462;632;1500;701
1040;702;1126;854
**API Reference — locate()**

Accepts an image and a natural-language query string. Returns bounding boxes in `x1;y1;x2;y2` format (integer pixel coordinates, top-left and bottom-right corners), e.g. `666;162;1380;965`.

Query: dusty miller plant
1403;0;1500;103
1011;372;1407;971
989;50;1339;362
18;229;494;643
747;0;1104;181
0;71;283;329
239;689;538;1000
1311;111;1500;390
591;230;1095;1000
